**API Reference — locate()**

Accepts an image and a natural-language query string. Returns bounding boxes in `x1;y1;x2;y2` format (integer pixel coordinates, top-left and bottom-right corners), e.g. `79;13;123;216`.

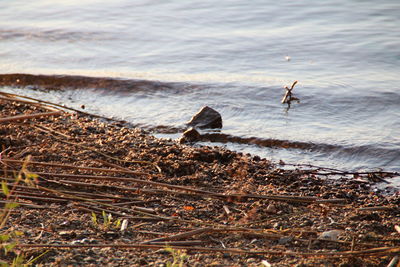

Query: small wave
199;133;400;171
0;28;113;42
0;73;188;94
148;126;400;169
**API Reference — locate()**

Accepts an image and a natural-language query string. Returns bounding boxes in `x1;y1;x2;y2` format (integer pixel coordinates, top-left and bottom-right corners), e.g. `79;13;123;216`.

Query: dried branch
281;81;299;104
0;111;63;123
17;243;400;258
142;228;212;244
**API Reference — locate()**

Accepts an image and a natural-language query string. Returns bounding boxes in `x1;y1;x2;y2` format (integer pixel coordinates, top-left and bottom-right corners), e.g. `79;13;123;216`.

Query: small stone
83;256;96;263
261;259;272;267
266;203;277;214
278;236;293;245
179;127;201;144
103;231;120;239
318;230;343;241
59;230;76;240
300;219;313;227
187;106;222;129
273;222;281;229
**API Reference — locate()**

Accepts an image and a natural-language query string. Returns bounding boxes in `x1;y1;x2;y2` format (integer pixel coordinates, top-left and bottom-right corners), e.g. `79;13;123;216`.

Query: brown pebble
179;127;201;143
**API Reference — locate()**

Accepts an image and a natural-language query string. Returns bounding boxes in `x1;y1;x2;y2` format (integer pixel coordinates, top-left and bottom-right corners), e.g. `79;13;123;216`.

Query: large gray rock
187;106;222;129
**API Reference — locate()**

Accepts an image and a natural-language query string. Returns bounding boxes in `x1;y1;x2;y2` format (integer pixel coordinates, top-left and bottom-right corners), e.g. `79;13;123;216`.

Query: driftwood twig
0;111;63;123
281;81;299;104
142;228;212;244
17;243;400;258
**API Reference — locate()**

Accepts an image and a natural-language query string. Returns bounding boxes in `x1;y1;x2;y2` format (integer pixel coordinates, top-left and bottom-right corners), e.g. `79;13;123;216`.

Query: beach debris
261;259;272;267
281;81;299;104
179;127;201;144
120;219;128;232
183;205;195;211
318;230;343;241
187;106;222;129
223;205;231;215
387;256;399;267
395;225;400;235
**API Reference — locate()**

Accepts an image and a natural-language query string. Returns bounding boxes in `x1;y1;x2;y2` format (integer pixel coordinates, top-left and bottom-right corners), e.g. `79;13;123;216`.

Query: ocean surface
1;1;399;186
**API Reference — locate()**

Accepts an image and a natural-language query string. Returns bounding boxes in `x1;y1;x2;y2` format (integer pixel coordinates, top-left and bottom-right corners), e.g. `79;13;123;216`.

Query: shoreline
1;93;399;266
2;73;399;174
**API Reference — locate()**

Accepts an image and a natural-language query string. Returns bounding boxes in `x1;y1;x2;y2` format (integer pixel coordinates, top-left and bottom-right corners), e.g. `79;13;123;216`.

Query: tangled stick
281;80;299;104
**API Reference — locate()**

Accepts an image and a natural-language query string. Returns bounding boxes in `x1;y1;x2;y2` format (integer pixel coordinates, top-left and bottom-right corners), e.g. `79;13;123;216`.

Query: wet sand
1;92;399;266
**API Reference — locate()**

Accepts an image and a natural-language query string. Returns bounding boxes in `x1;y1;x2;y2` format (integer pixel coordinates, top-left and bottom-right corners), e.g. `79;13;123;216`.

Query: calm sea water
1;1;399;185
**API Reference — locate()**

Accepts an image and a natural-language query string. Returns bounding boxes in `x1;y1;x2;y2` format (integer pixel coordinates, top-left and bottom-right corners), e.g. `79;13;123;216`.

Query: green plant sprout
0;156;47;266
91;211;121;231
164;246;188;267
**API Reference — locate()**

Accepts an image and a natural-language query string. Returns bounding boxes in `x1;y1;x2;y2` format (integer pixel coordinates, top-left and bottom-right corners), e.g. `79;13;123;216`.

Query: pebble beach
1;93;400;266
